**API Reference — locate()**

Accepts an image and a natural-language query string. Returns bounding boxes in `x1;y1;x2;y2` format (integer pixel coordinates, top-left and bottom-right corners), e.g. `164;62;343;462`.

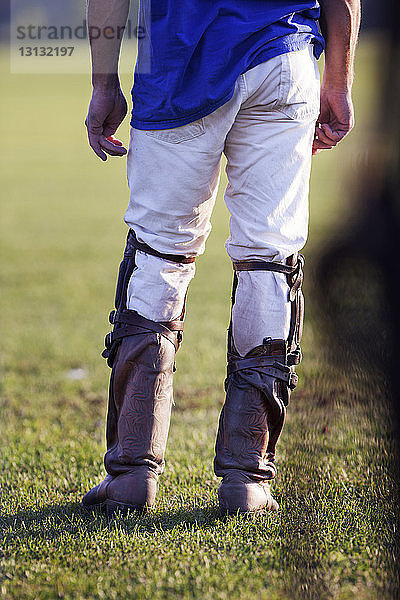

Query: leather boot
214;339;296;516
218;472;279;515
215;254;304;516
82;312;179;516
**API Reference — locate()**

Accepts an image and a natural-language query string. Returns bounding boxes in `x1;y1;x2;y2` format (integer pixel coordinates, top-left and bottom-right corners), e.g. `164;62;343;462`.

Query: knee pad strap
127;229;196;264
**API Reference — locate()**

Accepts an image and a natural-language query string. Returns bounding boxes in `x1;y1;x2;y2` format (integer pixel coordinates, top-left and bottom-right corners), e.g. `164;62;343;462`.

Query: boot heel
218;480;279;516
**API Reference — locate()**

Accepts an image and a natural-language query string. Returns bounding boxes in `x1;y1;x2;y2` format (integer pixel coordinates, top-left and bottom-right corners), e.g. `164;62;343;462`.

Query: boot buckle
105;332;113;349
287;348;302;366
287;372;298;390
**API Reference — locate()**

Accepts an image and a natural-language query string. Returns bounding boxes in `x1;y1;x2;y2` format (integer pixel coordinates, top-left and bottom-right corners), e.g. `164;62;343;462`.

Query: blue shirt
131;1;324;130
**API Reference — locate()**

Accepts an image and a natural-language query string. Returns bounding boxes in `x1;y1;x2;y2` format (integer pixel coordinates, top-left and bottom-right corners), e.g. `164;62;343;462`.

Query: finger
91;142;108;161
99;137;127;156
99;136;127;156
91;141;108;161
87;132;108;161
333;128;352;143
107;135;124;147
320;123;338;141
320;122;351;143
312;139;323;155
313;138;335;150
315;126;338;146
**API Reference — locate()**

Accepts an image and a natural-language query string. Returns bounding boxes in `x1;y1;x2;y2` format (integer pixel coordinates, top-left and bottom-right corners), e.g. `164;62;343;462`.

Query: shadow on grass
0;501;222;543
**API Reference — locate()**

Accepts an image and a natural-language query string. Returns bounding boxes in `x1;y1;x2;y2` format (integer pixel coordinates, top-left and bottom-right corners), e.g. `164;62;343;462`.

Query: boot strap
111;309;184;332
227;355;298;390
103;310;183;363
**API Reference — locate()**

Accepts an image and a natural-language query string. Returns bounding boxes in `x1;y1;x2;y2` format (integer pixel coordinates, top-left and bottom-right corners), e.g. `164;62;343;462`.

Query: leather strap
104;327;180;354
228;355;282;374
111;309;184;331
286;255;305;351
287;254;304;302
108;310;183;351
233;260;297;275
227;350;298;389
128;229;196;265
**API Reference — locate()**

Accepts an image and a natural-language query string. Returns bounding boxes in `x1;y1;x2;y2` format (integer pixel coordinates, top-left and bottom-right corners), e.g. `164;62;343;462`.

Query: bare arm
313;0;361;154
85;0;130;161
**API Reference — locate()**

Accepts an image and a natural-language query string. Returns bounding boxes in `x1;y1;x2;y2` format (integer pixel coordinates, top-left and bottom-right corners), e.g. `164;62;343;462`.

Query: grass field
1;36;399;599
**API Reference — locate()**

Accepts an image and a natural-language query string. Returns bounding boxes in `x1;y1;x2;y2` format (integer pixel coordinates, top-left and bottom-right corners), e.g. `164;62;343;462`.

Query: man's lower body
82;46;320;516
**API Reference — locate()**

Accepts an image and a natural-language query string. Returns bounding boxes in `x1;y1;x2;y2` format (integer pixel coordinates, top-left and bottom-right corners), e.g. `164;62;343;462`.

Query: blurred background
1;1;399;599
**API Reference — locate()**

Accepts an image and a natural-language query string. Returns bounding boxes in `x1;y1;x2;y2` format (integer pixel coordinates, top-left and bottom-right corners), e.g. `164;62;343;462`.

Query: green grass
1;35;399;599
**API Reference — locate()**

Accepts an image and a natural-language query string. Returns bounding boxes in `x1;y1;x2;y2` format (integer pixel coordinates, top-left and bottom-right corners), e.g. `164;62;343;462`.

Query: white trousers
124;46;320;356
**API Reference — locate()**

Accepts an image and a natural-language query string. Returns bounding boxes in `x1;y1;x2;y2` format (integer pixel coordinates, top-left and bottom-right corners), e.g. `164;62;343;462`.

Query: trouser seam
238;73;248;103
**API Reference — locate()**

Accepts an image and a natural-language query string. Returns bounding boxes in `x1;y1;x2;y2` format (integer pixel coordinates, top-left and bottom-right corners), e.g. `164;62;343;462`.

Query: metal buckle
264;461;277;480
105;332;113;348
287;349;302;366
288;372;298;390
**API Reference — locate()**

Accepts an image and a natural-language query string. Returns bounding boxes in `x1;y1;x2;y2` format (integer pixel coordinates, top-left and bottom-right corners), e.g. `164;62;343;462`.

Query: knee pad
228;253;305;402
102;229;195;367
232;253;304;357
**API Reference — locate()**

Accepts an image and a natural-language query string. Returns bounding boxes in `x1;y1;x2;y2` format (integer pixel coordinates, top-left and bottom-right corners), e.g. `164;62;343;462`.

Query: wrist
321;84;352;95
322;70;353;94
323;49;354;92
92;73;120;91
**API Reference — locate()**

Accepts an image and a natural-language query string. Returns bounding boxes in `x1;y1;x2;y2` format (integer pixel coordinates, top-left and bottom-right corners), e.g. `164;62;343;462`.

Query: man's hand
85;0;130;160
85;85;128;161
312;88;354;155
314;0;360;155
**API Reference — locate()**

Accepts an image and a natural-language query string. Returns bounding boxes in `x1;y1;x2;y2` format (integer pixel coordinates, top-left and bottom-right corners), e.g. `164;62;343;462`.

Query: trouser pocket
275;45;320;121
